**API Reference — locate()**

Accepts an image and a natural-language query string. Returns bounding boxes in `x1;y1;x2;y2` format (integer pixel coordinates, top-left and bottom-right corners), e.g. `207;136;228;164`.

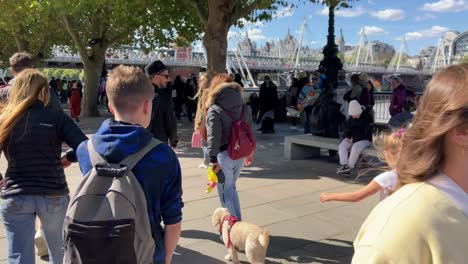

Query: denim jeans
202;141;210;166
304;106;312;134
216;151;245;220
1;195;69;264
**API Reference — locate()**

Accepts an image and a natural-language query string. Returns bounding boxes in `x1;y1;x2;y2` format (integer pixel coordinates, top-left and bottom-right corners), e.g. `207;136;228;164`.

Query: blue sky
221;0;468;56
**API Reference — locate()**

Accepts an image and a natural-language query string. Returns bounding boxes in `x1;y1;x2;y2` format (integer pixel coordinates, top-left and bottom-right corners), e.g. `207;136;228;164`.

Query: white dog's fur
212;208;270;264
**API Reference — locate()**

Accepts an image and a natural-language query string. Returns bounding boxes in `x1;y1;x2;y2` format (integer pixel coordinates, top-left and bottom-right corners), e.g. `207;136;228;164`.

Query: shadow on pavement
180;230;354;264
269;236;354;264
173;246;224;264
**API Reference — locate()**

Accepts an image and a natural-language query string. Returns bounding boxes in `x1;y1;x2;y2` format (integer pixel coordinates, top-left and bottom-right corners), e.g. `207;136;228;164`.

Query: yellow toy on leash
205;166;218;193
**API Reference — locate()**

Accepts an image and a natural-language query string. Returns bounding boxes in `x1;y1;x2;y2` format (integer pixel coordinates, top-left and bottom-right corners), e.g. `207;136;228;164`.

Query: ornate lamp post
319;2;344;90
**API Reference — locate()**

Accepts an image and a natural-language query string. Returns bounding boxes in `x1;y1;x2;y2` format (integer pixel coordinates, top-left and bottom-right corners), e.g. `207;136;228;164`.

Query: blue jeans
202;141;209;166
1;195;69;264
304;106;312;134
216;151;245;220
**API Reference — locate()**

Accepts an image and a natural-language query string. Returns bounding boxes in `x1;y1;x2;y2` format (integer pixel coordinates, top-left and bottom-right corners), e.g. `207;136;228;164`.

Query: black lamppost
319;3;343;90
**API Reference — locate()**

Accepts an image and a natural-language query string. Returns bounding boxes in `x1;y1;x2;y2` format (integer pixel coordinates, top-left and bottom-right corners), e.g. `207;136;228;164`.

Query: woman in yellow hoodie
353;64;468;264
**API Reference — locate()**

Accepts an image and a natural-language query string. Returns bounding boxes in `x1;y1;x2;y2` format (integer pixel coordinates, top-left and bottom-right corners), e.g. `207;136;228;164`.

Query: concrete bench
284;134;379;181
284;134;378;160
284;134;339;160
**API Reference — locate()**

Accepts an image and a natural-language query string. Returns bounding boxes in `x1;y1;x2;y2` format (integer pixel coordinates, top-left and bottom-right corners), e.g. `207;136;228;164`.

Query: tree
45;0;201;116
309;0;356;89
0;0;66;67
462;54;468;64
185;0;288;77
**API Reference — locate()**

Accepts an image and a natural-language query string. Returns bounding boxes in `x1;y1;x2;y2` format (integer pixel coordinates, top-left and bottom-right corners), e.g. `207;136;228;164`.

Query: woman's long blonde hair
194;73;232;133
396;64;468;187
0;69;50;147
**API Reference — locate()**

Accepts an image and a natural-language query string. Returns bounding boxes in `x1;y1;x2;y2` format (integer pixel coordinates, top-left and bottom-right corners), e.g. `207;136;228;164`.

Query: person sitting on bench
337;100;374;175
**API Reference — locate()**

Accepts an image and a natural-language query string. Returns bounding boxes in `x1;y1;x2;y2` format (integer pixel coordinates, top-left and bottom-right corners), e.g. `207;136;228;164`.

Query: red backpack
223;105;256;160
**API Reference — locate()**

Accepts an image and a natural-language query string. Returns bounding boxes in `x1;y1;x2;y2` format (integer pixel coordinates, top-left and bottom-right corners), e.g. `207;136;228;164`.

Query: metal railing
373;92;392;123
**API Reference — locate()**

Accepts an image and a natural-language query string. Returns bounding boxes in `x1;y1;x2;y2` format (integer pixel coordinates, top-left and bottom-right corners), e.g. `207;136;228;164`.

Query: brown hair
0;69;49;147
208;73;232;92
9;52;34;73
106;65;154;113
194;73;232;137
396;64;468;187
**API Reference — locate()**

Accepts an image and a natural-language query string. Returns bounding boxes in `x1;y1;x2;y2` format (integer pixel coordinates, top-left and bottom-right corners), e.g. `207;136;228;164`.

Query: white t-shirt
428;173;468;217
373;170;398;200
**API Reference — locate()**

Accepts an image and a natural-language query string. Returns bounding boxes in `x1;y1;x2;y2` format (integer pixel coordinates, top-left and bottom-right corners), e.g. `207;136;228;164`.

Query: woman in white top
320;129;404;203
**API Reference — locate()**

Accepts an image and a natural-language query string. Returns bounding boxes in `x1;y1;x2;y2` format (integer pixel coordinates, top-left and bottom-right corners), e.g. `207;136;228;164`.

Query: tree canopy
42;0;203;116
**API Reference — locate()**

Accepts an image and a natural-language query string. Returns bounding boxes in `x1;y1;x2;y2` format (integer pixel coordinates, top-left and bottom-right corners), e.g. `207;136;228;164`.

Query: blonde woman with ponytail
0;69;87;264
353;64;468;263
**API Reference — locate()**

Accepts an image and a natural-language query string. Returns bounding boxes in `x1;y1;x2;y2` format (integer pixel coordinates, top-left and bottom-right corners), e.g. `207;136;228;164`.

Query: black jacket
1;101;87;197
149;86;179;147
259;81;278;111
343;109;374;143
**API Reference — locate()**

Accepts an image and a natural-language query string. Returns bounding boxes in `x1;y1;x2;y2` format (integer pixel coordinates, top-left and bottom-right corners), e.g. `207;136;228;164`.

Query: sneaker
336;165;351;174
35;229;48;257
198;163;208;169
75;117;80;123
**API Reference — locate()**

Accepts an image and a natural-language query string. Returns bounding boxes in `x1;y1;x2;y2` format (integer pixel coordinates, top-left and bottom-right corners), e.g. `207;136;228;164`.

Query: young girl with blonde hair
0;69;87;263
353;64;468;263
320;128;404;203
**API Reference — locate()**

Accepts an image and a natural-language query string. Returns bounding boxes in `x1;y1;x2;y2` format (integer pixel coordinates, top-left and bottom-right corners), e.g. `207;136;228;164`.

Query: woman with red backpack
205;80;255;220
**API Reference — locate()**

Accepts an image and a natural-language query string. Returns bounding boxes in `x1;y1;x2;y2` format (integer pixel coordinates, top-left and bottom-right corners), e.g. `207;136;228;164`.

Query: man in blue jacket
76;65;183;264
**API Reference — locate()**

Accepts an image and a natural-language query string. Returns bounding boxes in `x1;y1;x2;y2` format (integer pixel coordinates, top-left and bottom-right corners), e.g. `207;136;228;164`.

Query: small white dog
212;208;270;264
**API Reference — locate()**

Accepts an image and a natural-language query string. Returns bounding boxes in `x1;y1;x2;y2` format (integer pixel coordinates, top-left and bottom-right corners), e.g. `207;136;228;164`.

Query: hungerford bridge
43;27;453;89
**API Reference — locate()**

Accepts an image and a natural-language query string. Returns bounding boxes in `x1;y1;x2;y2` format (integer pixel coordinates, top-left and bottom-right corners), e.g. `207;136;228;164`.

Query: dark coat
259;81;278;112
1;101;87;197
343;109;374;142
149;86;179;147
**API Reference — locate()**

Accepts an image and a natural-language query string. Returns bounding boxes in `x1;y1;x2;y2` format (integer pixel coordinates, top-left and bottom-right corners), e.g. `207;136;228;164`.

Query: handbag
191;131;203;149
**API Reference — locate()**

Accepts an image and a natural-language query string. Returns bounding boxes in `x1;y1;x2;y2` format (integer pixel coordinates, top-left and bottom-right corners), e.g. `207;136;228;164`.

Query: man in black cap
144;60;178;148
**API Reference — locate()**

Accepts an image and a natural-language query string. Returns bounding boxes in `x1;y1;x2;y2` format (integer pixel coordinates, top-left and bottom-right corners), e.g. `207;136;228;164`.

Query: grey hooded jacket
205;82;253;162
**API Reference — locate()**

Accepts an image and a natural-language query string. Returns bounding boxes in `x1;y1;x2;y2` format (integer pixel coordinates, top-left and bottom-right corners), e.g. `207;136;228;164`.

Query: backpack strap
88;139;106;167
217;104;244;121
119;138;162;170
87;138;162;171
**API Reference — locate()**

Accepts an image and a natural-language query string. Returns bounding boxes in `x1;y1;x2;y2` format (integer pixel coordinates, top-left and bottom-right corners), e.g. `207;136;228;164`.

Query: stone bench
284;134;378;160
284;134;379;181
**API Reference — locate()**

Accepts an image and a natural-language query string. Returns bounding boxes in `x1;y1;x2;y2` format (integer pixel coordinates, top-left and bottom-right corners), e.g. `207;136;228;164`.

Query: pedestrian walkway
0;115;379;264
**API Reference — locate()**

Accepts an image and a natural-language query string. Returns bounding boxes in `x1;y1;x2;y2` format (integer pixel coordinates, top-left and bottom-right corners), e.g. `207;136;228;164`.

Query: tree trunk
81;45;106;117
203;1;232;78
13;33;30;52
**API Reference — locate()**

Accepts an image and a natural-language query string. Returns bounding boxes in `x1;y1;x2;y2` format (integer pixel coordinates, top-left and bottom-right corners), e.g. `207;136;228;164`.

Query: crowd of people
0;51;466;264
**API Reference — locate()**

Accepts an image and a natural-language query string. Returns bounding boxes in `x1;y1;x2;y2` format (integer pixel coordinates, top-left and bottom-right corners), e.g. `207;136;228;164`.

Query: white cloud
414;13;437;21
238;18;265;28
273;6;294;19
361;26;387;35
421;0;468;12
368;0;376;5
370;9;405;21
318;6;366;17
246;28;268;41
230;28;268;42
404;26;451;40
